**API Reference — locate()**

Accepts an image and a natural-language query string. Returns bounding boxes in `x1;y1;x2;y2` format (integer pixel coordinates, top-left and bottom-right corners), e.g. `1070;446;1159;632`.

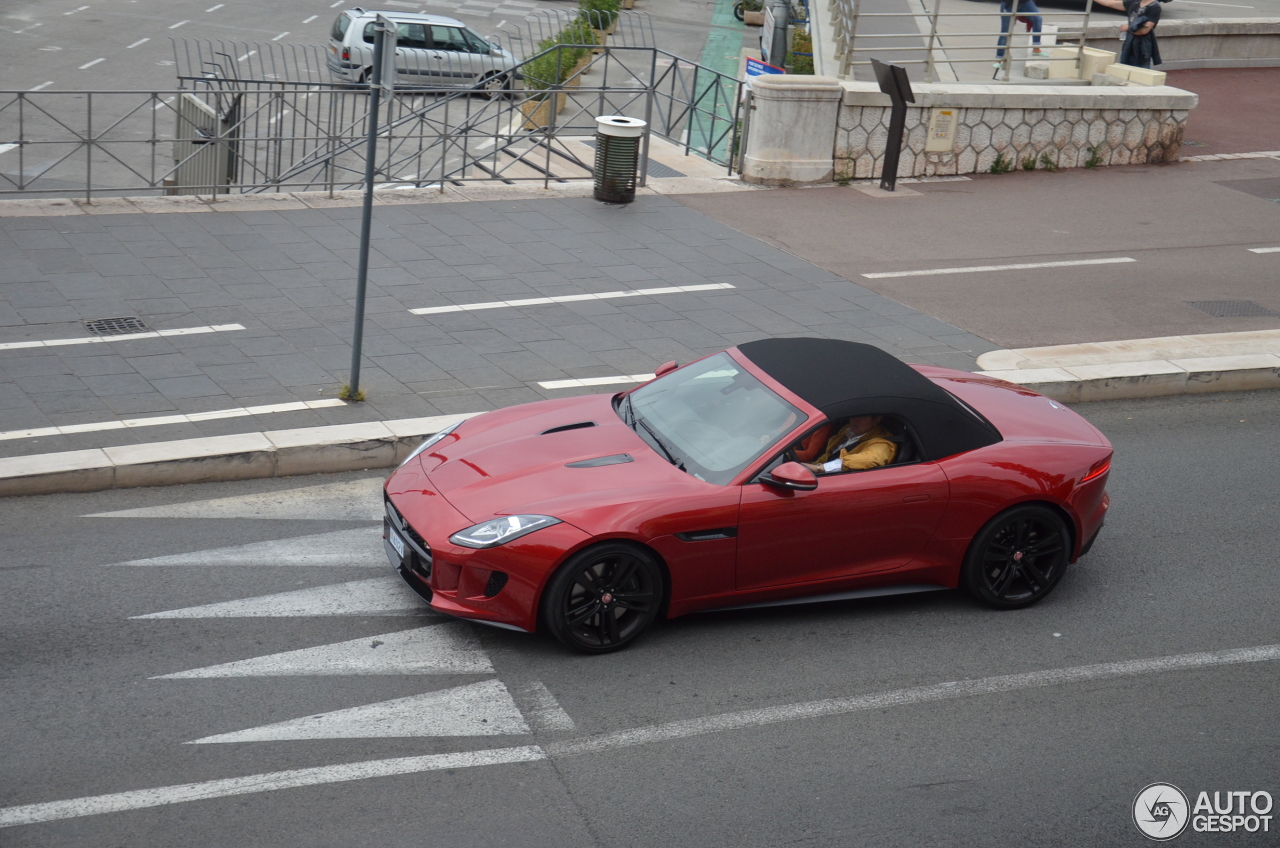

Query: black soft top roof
737;337;1001;460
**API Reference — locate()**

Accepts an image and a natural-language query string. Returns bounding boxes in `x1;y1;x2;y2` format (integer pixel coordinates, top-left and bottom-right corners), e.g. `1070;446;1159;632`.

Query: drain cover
1187;300;1280;318
83;316;151;336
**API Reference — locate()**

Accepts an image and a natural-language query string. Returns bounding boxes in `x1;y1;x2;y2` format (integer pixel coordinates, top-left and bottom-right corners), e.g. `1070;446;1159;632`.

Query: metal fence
826;0;1101;83
0;44;740;199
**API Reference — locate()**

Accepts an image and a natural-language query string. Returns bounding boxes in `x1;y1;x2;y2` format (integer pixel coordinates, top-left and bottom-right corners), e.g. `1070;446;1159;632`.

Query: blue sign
745;57;785;83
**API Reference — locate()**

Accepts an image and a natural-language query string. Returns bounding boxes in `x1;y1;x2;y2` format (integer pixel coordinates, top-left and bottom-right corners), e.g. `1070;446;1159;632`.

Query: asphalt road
2;388;1278;846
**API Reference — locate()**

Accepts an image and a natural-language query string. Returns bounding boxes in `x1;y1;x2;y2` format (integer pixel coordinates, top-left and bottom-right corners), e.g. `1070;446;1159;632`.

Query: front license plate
388;528;406;558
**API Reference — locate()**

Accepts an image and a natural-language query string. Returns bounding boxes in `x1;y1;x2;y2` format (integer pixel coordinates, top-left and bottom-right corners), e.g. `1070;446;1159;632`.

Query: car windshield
624;352;803;485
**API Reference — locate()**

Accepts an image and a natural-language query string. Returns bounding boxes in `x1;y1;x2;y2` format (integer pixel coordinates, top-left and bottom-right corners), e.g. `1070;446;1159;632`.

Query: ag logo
1134;783;1190;840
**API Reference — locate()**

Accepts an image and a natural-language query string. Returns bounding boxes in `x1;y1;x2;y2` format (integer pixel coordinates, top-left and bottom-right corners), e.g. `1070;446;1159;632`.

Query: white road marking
153;96;175;111
303;15;318;23
130;577;428;619
64;6;91;15
0;398;345;443
410;283;735;315
109;527;384;568
0;322;244;351
1248;246;1280;253
168;20;190;29
0;144;16;155
79;58;105;69
331;0;344;6
8;643;1280;827
267;109;293;125
538;373;654;390
87;475;386;521
862;257;1136;278
206;3;225;10
126;38;149;48
512;681;576;732
0;747;545;828
496;19;507;28
154;623;493;678
271;31;289;40
29;81;55;91
191;681;529;743
236;50;256;61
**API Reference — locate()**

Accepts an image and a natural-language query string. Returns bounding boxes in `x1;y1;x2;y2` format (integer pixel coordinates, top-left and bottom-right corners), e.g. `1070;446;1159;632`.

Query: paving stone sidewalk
0;195;999;459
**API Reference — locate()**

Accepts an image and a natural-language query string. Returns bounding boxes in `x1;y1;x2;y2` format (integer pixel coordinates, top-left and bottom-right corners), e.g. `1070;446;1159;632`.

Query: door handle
902;494;930;503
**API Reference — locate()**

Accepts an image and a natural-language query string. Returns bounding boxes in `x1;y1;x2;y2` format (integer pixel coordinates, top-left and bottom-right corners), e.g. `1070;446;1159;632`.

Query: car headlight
449;515;561;549
400;421;462;468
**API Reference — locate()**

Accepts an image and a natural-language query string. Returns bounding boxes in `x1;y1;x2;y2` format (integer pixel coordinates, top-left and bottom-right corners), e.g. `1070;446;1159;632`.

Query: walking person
994;0;1049;69
1093;0;1163;69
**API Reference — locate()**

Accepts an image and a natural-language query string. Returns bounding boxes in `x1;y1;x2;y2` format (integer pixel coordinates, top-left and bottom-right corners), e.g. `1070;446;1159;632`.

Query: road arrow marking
131;577;430;619
189;680;529;743
153;623;491;677
87;477;386;521
109;528;385;568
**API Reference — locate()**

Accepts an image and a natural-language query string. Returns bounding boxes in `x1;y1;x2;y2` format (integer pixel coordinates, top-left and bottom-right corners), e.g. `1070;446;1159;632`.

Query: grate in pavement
83;316;151;336
1187;300;1280;318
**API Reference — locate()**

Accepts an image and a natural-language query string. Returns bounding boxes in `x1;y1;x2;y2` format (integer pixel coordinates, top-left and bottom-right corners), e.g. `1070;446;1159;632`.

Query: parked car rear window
331;13;350;42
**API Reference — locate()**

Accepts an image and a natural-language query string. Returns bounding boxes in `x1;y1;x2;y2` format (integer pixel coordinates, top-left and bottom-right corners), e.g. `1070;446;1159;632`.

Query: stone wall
835;82;1197;181
1076;18;1280;70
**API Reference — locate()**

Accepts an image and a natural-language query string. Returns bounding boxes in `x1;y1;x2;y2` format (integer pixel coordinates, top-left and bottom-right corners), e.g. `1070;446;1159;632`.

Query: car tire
541;542;664;654
962;504;1071;610
478;71;511;100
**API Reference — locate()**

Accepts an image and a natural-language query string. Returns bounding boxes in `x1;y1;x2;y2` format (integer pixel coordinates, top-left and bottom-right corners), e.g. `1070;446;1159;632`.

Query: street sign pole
870;59;915;193
346;15;397;400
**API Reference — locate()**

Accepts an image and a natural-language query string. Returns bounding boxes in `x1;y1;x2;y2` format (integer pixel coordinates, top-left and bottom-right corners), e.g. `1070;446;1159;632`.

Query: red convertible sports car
384;338;1112;653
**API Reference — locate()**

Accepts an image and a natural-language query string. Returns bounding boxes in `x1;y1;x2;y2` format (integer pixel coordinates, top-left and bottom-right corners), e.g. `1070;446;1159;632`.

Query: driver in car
799;415;897;475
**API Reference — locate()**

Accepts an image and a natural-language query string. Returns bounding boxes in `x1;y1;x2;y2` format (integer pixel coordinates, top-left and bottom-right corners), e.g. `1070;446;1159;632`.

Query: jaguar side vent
541;421;596;435
484;571;509;597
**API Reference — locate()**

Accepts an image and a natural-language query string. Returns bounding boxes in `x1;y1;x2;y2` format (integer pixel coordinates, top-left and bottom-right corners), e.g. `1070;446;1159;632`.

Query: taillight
1081;457;1110;484
342;48;350;60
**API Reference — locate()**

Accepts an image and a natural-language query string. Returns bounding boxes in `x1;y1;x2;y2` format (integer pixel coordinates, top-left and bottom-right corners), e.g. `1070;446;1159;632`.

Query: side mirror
654;360;679;378
763;461;818;492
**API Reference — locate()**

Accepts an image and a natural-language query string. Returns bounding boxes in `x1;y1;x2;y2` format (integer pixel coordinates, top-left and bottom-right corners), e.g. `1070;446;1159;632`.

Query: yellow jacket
816;424;897;471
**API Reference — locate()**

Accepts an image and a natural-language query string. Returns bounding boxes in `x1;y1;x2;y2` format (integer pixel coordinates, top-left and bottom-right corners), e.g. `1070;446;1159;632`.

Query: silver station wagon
327;8;518;92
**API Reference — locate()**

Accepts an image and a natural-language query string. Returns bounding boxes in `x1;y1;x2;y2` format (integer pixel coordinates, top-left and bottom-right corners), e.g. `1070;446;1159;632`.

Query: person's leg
996;0;1013;58
1020;0;1044;46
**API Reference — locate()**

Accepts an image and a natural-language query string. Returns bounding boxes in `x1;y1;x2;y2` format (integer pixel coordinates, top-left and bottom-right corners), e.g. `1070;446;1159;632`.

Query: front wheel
962;505;1070;609
541;542;664;654
733;1;746;21
478;71;511;100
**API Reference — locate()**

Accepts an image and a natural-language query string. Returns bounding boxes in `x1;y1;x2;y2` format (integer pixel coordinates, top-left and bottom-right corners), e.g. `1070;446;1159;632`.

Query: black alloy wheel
963;505;1071;609
542;542;664;654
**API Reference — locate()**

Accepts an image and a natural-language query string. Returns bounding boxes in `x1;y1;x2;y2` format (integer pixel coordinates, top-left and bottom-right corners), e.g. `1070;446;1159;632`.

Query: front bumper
383;472;592;633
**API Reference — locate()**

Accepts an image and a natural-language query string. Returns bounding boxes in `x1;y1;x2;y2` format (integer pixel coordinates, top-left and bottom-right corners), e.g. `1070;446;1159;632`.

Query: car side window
431;25;469;52
396;23;430;50
332;14;351;43
461;28;492;54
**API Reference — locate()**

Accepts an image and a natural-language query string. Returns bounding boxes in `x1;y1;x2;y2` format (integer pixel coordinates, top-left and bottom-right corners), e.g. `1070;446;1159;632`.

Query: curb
3;357;1278;497
0;413;479;498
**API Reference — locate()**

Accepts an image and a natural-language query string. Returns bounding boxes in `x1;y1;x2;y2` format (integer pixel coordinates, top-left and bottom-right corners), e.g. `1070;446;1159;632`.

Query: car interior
758;414;922;479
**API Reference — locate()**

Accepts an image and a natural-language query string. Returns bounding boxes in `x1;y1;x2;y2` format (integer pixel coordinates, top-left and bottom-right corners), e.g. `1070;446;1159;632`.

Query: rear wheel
962;505;1070;609
542;542;663;654
478;71;511;99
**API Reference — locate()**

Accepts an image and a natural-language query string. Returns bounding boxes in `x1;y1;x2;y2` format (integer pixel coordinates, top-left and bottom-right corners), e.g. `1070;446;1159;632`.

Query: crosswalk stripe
189;680;529;742
110;528;385;568
87;476;386;521
131;577;429;619
153;623;491;677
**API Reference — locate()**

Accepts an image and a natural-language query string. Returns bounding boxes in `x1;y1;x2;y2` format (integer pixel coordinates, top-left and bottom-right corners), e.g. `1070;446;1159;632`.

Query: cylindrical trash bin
593;116;647;203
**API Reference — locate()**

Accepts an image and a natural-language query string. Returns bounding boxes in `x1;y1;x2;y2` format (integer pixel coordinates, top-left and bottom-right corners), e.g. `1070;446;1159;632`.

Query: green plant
837;177;851;186
1084;145;1104;168
1038;151;1057;171
787;28;814;75
578;0;620;30
338;384;366;402
1021;154;1037;171
989;152;1013;174
559;18;598;53
741;0;764;9
520;41;572;98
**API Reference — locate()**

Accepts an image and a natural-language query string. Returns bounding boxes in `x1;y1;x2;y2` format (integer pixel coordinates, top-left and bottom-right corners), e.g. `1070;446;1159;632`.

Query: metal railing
826;0;1101;83
0;45;741;200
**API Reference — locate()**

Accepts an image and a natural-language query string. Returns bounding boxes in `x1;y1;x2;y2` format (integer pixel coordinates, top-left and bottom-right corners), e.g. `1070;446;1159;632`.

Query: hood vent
541;421;596;435
566;454;633;468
